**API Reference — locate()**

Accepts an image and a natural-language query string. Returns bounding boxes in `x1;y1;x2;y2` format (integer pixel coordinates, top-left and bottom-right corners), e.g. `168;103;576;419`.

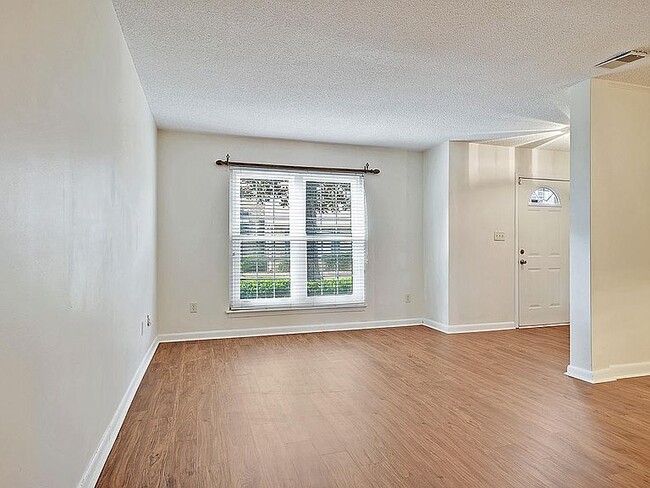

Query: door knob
520;259;527;265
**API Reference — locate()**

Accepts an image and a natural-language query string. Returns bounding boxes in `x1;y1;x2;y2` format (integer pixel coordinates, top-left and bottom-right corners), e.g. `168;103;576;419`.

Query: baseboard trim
519;322;569;329
158;319;423;343
78;338;159;488
610;361;650;380
421;319;450;333
565;365;601;383
422;319;516;334
566;361;650;384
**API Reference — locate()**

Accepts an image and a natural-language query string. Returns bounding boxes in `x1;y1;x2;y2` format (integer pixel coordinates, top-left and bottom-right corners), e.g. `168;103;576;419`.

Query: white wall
423;142;569;329
0;1;157;486
423;143;450;324
157;130;424;335
568;80;593;374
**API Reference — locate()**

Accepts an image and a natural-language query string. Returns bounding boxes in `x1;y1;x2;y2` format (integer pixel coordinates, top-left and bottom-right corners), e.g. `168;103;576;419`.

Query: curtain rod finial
215;154;231;166
364;162;380;174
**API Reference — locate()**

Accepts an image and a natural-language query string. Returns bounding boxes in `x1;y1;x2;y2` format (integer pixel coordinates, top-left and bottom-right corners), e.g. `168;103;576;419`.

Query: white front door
517;179;570;327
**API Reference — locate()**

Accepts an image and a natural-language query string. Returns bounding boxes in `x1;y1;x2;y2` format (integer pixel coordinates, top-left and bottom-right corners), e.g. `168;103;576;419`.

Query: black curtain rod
215;154;380;175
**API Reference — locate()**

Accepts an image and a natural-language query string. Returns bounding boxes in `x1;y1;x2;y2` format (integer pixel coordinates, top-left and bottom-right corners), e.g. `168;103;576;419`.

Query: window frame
230;169;366;311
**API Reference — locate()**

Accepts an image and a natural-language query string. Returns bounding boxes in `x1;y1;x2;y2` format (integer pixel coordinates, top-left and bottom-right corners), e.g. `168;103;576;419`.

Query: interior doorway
517;177;570;327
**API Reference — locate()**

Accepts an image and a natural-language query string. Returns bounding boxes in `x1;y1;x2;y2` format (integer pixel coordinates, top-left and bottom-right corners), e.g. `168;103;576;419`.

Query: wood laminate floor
97;326;650;487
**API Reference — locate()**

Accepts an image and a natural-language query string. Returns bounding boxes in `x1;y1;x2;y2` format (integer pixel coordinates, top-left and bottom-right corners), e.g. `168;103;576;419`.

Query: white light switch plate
494;231;506;241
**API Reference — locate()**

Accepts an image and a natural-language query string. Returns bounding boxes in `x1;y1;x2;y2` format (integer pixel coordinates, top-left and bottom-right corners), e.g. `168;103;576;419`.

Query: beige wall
156;130;424;335
424;142;569;328
449;143;517;326
569;78;650;381
516;147;570;180
591;80;650;370
0;1;157;486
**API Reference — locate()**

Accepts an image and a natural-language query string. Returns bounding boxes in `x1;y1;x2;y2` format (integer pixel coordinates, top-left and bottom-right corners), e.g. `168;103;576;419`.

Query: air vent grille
596;50;648;69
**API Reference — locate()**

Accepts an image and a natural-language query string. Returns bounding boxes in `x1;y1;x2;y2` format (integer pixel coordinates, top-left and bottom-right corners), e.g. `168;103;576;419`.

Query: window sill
226;304;367;317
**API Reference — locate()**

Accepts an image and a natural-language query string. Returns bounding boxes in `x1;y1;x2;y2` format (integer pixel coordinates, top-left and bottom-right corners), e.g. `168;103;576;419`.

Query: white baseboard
565;365;602;383
566;361;650;384
422;319;516;334
78;338;159;488
158;318;423;343
421;319;450;333
609;361;650;380
519;322;569;329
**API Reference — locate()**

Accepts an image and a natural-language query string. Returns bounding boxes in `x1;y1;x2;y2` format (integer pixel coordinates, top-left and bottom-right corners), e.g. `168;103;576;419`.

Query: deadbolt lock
520;249;525;255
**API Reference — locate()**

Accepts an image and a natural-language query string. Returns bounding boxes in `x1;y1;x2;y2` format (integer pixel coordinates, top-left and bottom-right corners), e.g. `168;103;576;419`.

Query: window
230;168;366;310
529;187;560;206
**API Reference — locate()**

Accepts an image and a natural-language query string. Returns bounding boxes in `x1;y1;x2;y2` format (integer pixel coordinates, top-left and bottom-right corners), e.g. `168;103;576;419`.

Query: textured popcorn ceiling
602;64;650;87
112;0;650;150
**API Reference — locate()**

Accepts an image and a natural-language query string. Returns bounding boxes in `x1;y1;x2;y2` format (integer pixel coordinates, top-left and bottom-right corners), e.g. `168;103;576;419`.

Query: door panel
518;180;569;327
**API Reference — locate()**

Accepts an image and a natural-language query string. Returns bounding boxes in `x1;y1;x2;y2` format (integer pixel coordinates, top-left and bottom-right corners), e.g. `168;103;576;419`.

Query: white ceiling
112;0;650;150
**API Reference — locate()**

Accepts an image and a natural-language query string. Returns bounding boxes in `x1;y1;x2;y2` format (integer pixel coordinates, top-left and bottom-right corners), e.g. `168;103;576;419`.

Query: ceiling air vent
596;50;648;69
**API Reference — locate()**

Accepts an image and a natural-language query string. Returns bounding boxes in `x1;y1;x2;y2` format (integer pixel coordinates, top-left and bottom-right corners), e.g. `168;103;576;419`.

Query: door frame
514;175;570;329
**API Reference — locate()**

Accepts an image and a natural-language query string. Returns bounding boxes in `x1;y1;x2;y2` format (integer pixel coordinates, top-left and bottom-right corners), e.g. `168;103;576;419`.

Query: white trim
516;177;571;330
610;361;650;381
565;365;601;383
514;171;520;328
226;303;367;315
519;322;569;329
421;319;451;333
78;338;159;488
229;170;366;311
158;319;422;343
422;319;516;334
566;361;650;384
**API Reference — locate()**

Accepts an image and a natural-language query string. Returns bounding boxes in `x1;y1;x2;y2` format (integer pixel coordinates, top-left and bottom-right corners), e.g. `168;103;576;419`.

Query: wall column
567;78;650;383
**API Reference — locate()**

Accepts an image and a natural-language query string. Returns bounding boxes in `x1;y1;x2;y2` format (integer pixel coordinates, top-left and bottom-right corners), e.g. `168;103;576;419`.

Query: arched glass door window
529;187;560;206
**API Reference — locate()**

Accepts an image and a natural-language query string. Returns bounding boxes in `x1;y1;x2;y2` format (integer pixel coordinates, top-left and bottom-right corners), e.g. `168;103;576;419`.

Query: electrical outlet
405;293;412;304
146;314;151;327
189;302;198;314
494;231;506;242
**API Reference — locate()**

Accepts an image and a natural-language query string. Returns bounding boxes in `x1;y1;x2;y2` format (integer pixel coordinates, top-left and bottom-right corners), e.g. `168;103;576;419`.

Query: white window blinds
230;168;366;310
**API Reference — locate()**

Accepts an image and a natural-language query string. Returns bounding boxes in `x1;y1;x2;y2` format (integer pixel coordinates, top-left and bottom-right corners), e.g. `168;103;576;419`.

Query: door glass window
529;187;560;206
